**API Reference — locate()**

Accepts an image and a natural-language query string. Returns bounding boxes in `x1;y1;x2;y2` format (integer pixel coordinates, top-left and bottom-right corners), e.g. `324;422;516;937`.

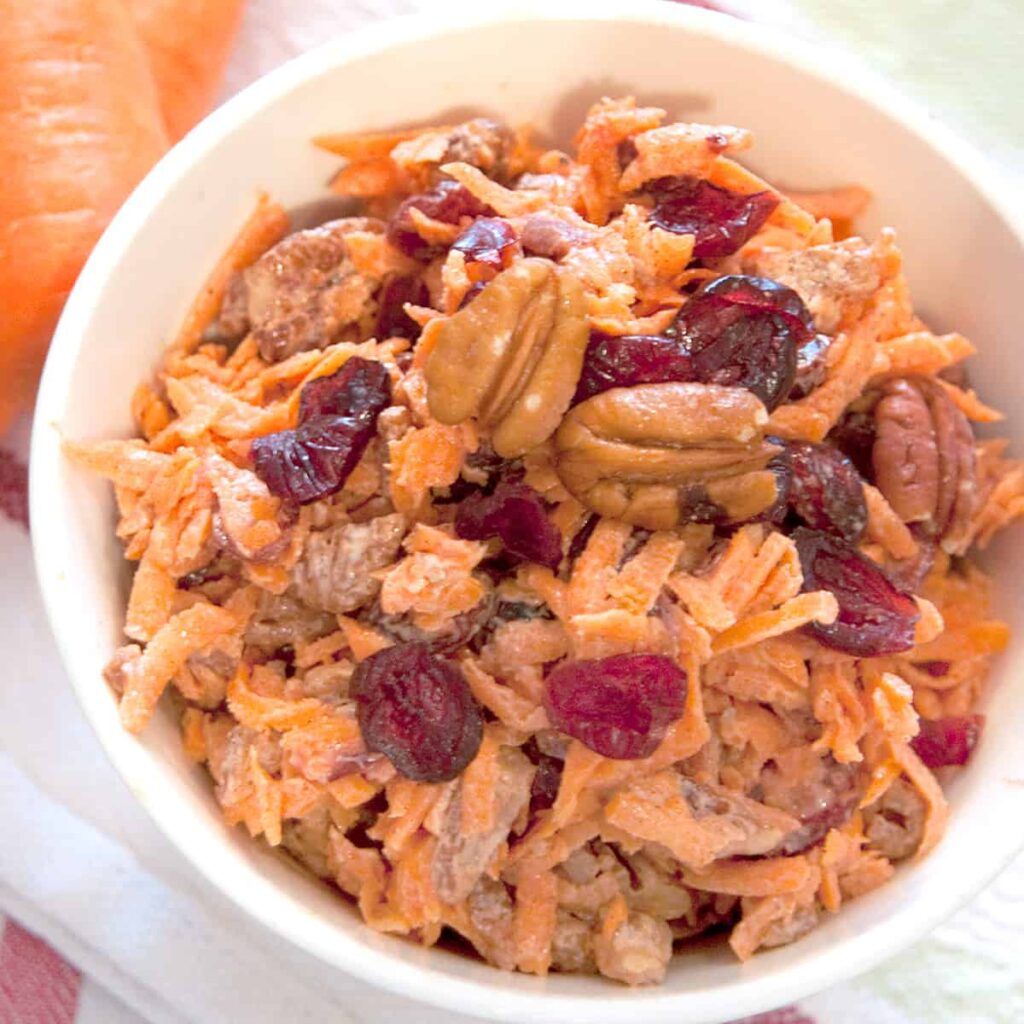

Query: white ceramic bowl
30;3;1024;1022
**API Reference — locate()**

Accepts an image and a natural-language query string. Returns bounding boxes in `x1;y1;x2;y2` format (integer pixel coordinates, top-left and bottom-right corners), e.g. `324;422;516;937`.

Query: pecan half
872;376;977;552
553;382;784;529
424;257;588;457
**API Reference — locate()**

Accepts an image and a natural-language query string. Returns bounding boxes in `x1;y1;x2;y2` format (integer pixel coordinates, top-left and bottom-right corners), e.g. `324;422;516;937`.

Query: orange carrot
129;0;246;141
0;0;169;433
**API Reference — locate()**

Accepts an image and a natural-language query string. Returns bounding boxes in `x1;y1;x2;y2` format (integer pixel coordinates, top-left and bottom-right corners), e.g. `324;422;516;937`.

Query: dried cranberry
753;442;792;525
451;217;519;271
791;333;832;399
297;357;390;423
350;642;483;782
647;176;779;258
543;653;687;760
670;275;813;411
787;441;867;542
375;275;429;341
574;333;695;403
522;738;564;814
387;181;491;260
916;660;951;678
828;407;878;480
910;715;984;768
252;357;390;504
794;527;919;657
455;476;563;570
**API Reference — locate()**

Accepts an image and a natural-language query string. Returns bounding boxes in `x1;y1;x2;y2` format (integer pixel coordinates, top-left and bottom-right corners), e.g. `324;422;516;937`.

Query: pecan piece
423;257;588;457
392;117;516;183
553;382;784;529
744;240;880;334
872;376;977;552
217;218;383;362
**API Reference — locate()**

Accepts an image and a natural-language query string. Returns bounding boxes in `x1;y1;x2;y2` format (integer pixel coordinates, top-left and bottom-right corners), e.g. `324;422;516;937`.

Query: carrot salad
70;98;1021;985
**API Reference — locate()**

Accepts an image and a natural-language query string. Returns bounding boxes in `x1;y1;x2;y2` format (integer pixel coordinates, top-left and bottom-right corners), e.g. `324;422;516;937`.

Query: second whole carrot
130;0;247;141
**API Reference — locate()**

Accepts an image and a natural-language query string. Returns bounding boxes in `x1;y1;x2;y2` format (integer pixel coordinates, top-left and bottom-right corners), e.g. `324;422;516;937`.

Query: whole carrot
130;0;246;140
0;0;169;434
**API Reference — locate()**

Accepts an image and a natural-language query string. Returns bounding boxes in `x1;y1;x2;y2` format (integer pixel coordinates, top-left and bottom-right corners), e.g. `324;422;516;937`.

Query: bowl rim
29;2;1024;1021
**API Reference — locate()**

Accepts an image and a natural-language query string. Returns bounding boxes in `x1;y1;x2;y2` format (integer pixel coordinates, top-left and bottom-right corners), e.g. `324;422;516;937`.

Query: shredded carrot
711;591;838;655
168;194;288;358
79;100;1024;984
512;862;559;975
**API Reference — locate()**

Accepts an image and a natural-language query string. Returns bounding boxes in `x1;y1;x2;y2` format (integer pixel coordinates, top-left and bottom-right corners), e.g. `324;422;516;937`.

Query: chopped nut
745;240;880;334
424;258;588;457
226;218;383;362
872;379;938;524
873;376;977;553
554;382;783;529
593;910;672;986
290;514;407;615
392;117;516;183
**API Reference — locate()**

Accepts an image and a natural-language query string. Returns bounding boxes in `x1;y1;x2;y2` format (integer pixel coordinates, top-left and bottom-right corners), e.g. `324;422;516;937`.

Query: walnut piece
290;513;407;615
593;910;673;986
553;382;784;529
872;376;977;553
214;218;383;362
391;117;516;183
424;257;588;457
745;240;880;334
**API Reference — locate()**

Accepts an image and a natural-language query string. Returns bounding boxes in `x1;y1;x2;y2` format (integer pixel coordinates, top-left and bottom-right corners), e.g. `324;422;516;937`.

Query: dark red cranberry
787;441;867;542
828;407;878;481
910;715;984;768
543;653;687;760
386;181;492;260
522;738;564;814
253;357;390;504
350;642;483;782
455;476;563;570
916;660;951;678
375;275;430;341
297;357;391;423
793;527;919;657
647;176;779;258
670;275;813;411
752;442;792;525
574;333;695;403
791;333;832;399
451;217;519;272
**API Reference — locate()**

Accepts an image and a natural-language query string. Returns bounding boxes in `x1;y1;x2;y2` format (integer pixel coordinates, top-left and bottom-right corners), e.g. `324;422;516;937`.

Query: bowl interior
31;5;1024;1023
